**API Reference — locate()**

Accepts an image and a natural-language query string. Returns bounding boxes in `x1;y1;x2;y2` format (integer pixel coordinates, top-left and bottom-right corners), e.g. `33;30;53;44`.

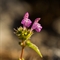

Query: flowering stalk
14;12;43;60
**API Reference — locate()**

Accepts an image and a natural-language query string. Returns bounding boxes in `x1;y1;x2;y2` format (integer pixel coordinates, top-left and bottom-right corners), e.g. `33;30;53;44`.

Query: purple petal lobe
34;18;41;23
24;12;29;18
21;18;32;27
31;18;42;32
35;23;42;32
21;12;32;27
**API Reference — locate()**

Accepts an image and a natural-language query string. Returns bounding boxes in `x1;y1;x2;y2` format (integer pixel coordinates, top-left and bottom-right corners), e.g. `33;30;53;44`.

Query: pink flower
31;18;42;32
21;12;32;27
21;12;42;32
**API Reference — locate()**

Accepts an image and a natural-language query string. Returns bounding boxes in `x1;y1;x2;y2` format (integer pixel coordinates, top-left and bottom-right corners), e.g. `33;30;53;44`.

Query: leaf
26;40;43;58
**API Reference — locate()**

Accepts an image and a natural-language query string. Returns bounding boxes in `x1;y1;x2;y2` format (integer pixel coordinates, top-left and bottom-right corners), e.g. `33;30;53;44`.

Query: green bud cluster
14;27;33;40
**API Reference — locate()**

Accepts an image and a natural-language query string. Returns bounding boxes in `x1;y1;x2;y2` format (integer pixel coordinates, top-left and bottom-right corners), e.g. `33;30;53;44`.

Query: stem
20;47;24;60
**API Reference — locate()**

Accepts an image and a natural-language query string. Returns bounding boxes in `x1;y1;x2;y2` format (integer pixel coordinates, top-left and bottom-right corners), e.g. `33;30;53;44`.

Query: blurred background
0;0;60;60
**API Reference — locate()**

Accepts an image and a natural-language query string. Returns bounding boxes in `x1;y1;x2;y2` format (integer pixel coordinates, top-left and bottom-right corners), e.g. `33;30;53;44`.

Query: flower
14;12;43;60
21;12;32;27
31;18;42;32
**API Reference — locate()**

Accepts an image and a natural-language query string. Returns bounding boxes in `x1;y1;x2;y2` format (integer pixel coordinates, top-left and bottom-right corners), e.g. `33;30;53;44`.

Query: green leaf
26;40;43;58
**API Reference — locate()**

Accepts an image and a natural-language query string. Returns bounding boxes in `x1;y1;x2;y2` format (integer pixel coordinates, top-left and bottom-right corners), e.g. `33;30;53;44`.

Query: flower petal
35;23;42;32
31;18;42;32
34;18;41;23
24;12;29;19
21;12;32;27
21;19;32;27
